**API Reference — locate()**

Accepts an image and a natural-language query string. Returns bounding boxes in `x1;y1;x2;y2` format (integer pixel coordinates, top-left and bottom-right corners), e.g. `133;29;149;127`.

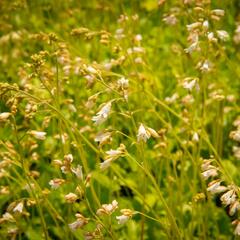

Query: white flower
216;30;229;41
49;178;65;189
233;220;240;236
229;201;240;216
220;189;236;206
116;209;134;224
64;154;73;163
116;215;129;224
100;144;126;170
186;22;201;32
202;20;209;31
163;14;177;25
207;32;217;43
28;130;46;140
184;41;199;54
201;168;218;180
92;102;111;125
100;159;112;170
165;93;179;103
105;144;126;161
117;77;129;89
201;159;214;171
13;202;23;213
146;127;159;138
84;75;95;85
69;214;88;231
2;212;15;222
235;224;240;236
230;129;240;142
97;200;118;215
211;9;225;17
199;60;211;73
71;165;83;180
192;132;199;142
207;32;214;39
137;124;151;142
0;112;11;121
183;79;197;91
94;131;111;146
86;66;97;74
104;62;112;71
207;180;227;194
106;149;122;159
65;193;78;203
135;34;142;42
233;146;240;160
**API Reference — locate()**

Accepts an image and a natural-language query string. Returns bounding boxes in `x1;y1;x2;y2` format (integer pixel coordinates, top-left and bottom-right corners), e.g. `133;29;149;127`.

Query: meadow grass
0;0;240;239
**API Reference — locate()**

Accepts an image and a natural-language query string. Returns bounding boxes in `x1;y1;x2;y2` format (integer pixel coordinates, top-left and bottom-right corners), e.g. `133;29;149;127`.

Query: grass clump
0;0;240;239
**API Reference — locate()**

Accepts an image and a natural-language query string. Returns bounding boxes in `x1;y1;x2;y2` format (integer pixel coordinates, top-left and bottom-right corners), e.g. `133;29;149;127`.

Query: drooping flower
116;215;129;224
0;112;11;121
201;168;218;180
61;154;74;174
92;102;111;125
86;66;97;74
105;144;126;161
202;20;209;31
220;189;237;206
232;220;240;236
186;22;201;32
199;60;212;73
71;165;83;180
28;130;47;140
13;202;24;213
184;41;200;54
201;159;218;180
100;159;113;171
97;200;118;215
137;124;151;142
69;213;88;231
65;193;78;203
207;180;227;194
137;124;159;142
116;209;134;224
1;212;15;222
211;9;225;17
49;178;65;189
233;146;240;160
94;131;111;146
216;30;229;41
230;129;240;142
117;77;129;89
192;132;199;142
207;32;217;43
100;144;126;170
229;201;240;216
183;79;197;91
201;159;214;171
64;154;73;162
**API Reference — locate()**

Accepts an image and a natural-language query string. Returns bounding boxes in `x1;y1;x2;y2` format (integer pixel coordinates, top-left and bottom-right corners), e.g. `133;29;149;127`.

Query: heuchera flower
92;102;111;125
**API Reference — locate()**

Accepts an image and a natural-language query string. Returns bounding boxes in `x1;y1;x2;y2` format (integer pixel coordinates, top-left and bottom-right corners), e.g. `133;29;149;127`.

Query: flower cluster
201;159;240;235
230;116;240;160
100;144;126;170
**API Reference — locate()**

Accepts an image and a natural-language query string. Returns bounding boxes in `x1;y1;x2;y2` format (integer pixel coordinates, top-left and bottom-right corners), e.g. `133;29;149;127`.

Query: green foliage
0;0;240;239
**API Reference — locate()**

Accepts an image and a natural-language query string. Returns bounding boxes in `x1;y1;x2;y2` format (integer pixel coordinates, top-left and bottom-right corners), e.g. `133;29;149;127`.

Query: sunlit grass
0;0;240;239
